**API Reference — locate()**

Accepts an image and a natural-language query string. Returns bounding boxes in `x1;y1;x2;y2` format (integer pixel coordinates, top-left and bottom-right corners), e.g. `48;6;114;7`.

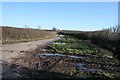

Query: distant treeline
59;26;120;60
2;26;57;43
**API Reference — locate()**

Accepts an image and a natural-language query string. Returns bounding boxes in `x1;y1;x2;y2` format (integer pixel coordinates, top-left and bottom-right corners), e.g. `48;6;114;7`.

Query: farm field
1;2;120;80
1;27;120;79
13;35;119;79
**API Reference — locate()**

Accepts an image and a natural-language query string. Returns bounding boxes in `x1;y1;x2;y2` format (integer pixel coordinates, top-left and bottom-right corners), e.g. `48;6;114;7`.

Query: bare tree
38;25;41;30
52;27;57;31
24;25;29;28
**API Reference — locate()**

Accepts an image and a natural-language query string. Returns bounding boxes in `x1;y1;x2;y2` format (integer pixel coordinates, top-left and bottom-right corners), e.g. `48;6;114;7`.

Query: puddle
35;53;83;59
68;55;83;58
59;35;64;38
77;63;87;71
39;53;65;57
34;53;103;74
87;69;103;72
35;53;65;58
50;42;66;45
76;63;103;72
41;49;46;51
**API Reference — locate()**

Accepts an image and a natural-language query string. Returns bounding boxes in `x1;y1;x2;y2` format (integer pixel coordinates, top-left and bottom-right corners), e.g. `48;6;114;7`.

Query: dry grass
59;26;120;61
2;26;57;44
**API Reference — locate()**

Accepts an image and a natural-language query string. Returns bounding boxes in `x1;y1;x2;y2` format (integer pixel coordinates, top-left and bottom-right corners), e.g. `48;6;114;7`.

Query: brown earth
1;36;62;79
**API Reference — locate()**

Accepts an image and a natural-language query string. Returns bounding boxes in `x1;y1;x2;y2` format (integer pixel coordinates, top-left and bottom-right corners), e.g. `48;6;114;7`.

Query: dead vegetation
59;26;120;61
2;26;57;44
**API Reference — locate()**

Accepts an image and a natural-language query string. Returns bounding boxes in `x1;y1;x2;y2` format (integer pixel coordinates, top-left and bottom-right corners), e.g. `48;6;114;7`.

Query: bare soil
1;36;61;79
2;37;60;62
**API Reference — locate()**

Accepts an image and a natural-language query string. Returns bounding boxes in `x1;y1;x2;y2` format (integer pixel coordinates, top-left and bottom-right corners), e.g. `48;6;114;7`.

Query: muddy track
2;36;61;62
1;36;62;79
1;35;120;79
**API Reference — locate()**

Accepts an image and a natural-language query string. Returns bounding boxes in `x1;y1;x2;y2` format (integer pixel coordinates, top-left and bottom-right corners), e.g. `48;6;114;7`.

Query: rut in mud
2;35;120;79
